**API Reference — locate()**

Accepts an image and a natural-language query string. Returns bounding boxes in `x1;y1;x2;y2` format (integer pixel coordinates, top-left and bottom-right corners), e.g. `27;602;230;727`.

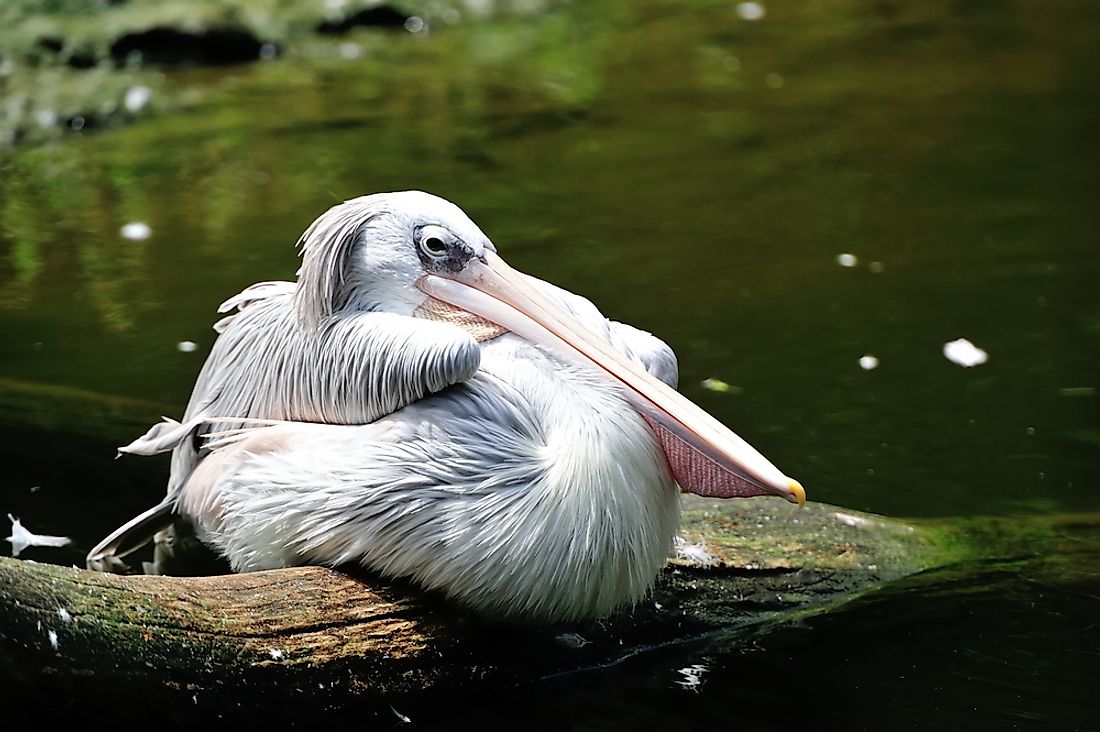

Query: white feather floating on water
859;355;880;371
123;85;152;113
119;221;152;241
943;338;988;368
736;2;765;21
6;514;71;557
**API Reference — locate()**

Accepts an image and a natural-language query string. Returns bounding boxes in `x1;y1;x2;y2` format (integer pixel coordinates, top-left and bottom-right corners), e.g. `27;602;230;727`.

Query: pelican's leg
150;519;228;576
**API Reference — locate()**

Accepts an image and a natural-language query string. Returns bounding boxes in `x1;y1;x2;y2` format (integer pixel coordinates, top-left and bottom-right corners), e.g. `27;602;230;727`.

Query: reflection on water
0;0;1097;727
371;576;1098;732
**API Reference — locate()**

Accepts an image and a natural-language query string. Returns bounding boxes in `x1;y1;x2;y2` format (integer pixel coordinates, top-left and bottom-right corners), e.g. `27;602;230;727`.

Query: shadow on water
1;0;1098;727
324;519;1100;731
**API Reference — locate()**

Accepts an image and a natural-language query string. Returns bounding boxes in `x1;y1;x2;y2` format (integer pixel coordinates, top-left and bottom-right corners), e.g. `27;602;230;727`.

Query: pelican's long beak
417;252;805;505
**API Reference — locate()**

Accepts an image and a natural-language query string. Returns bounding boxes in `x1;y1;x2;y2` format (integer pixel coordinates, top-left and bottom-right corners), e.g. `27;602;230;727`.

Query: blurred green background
1;0;1097;728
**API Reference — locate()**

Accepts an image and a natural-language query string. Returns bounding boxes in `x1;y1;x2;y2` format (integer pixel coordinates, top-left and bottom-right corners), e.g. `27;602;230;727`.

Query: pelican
88;191;804;622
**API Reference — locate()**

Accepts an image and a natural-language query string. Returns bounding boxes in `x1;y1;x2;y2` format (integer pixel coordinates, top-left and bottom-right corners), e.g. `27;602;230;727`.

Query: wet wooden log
2;494;1072;725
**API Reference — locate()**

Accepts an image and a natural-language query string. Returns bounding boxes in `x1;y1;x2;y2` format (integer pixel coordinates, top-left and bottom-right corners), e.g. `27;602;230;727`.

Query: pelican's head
295;191;497;326
294;191;806;506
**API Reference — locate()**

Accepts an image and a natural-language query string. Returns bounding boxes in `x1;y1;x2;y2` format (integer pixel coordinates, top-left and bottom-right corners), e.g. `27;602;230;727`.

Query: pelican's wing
187;288;482;428
170;380;549;582
521;274;679;388
145;288;482;494
90;284;482;570
606;321;679;389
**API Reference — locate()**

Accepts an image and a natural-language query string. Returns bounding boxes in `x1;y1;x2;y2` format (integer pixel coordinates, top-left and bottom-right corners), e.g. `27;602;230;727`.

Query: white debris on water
836;253;858;268
943;338;988;367
58;607;72;623
676;663;709;691
120;221;152;241
390;705;412;724
701;378;742;394
338;42;362;60
736;2;766;21
35;109;58;129
123;85;152;113
859;355;880;371
177;340;198;353
6;514;71;557
267;648;284;660
47;629;59;651
674;536;718;568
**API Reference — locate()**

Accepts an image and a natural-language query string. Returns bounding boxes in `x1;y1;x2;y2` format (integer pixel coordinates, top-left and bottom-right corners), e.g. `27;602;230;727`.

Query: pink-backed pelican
88;191;804;622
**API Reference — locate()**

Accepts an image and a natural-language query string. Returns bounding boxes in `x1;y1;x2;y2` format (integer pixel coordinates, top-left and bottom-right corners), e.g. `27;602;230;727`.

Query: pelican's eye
417;225;452;260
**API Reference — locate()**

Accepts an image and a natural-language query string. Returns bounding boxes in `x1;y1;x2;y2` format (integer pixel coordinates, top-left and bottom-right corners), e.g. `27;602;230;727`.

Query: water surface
1;0;1097;728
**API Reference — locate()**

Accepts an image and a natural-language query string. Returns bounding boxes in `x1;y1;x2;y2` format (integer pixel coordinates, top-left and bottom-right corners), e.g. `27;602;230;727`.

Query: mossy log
3;496;1091;726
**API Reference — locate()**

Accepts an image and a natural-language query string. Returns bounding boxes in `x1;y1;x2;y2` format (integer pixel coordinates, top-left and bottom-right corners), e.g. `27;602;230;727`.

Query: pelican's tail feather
118;416;205;457
86;498;176;573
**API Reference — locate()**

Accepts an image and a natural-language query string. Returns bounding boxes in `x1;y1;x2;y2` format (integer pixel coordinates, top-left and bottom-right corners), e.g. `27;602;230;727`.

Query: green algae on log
1;496;1093;720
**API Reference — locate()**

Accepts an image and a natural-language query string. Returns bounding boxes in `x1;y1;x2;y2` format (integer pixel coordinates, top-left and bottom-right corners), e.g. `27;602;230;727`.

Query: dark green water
1;0;1097;728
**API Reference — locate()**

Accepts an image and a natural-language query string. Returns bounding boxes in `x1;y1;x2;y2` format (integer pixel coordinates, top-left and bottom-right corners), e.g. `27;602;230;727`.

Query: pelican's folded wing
189;287;482;427
167;287;482;488
606;321;679;389
90;286;482;571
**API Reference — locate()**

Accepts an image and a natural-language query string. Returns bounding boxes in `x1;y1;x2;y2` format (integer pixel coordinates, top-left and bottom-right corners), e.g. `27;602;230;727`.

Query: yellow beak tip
788;479;807;506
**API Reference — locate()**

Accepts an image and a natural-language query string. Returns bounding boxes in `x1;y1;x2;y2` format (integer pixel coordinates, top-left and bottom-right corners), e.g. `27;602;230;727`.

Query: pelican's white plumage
182;340;680;621
89;191;801;623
